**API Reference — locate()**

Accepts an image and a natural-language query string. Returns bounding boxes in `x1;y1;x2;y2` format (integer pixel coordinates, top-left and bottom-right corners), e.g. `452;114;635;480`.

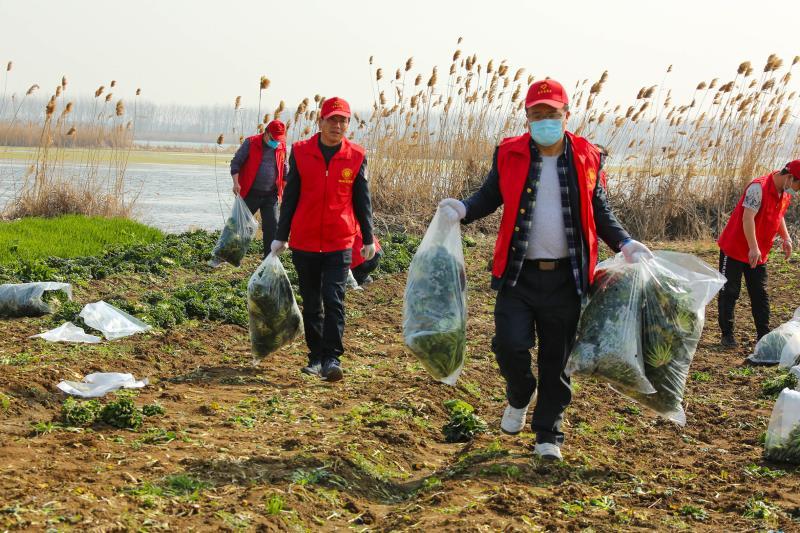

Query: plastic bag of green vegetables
764;388;800;463
0;282;72;318
566;257;655;394
247;253;303;360
211;196;259;267
622;251;725;425
403;207;467;385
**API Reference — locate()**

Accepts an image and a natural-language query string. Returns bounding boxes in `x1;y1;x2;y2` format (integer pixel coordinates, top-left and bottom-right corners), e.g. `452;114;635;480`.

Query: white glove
438;198;466;222
270;240;288;256
361;243;376;261
621;239;653;263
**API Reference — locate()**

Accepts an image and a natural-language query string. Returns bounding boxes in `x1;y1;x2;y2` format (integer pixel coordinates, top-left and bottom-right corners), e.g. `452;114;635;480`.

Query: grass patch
0;215;162;265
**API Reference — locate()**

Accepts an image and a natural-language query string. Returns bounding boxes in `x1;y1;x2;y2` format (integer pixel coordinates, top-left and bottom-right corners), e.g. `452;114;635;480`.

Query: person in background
439;79;651;461
717;160;800;348
351;232;382;285
271;97;375;382
230;119;288;258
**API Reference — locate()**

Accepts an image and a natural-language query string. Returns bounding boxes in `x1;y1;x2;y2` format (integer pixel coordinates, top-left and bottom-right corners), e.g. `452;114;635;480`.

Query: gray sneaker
321;358;343;382
301;357;322;376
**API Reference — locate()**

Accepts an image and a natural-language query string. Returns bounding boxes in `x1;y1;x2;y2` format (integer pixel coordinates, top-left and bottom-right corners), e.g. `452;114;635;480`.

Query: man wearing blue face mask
439;78;651;461
717;160;800;349
229;119;289;258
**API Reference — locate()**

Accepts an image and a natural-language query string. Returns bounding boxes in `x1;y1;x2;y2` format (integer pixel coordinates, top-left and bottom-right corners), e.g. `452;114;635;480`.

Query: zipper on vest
320;167;328;252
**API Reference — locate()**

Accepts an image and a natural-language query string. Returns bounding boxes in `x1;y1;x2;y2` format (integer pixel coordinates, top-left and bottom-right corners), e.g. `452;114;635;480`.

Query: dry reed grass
227;42;800;239
1;74;140;219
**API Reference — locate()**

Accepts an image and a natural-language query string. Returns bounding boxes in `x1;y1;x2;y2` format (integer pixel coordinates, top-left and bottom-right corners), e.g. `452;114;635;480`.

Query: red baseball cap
266;119;286;142
786;159;800;180
320;97;351;119
525;79;569;109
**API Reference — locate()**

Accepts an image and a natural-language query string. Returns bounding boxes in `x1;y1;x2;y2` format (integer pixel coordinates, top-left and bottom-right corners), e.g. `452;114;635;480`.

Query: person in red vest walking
350;232;382;285
229;120;288;257
439;79;651;461
272;97;375;382
717;160;800;348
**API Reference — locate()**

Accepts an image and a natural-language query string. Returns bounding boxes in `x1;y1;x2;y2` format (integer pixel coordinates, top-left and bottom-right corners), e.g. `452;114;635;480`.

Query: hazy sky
1;0;799;113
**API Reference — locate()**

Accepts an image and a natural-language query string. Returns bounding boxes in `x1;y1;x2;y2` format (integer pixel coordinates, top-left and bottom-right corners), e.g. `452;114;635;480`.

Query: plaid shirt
505;137;582;294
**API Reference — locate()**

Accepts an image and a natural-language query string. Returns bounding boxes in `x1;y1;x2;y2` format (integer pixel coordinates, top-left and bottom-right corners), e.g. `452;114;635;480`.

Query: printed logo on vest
587;169;597;189
341;168;353;179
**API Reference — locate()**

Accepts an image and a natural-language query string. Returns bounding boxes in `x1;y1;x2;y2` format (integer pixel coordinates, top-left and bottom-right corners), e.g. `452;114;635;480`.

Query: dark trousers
718;251;770;339
243;190;278;258
351;251;382;284
292;249;352;362
493;261;580;445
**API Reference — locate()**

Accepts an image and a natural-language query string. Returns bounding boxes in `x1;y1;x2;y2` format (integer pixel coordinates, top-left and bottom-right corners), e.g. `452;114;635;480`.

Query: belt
524;258;570;271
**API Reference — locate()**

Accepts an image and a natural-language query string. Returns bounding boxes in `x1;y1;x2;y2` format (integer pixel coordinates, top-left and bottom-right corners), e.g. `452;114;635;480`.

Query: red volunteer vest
238;134;287;199
289;134;366;253
351;233;381;269
492;131;601;284
717;174;791;265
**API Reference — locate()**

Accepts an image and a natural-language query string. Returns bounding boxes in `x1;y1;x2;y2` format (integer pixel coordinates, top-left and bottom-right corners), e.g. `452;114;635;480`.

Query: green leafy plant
100;396;143;430
442;399;487;443
61;397;101;427
761;371;799;399
142;403;166;417
679;504;708;521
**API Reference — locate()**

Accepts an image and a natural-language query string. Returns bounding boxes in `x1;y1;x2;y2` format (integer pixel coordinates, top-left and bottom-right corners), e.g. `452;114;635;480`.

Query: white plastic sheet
31;322;102;343
79;301;151;340
790;365;800;386
57;372;148;398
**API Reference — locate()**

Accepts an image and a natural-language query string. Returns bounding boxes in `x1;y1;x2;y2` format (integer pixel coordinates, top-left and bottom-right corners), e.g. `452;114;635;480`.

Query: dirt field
1;237;799;532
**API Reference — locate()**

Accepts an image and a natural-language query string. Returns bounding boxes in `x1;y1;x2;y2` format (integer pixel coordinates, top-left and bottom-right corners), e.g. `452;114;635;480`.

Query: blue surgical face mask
266;139;280;149
529;119;564;147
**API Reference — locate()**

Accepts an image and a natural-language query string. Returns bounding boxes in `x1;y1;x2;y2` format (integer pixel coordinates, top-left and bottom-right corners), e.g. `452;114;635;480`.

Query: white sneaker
534;442;563;461
500;403;530;435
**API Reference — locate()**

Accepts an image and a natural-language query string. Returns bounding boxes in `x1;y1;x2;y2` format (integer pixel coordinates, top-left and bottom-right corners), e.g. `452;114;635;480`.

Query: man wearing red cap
439;79;651;461
272;97;375;382
229;119;288;257
717;160;800;348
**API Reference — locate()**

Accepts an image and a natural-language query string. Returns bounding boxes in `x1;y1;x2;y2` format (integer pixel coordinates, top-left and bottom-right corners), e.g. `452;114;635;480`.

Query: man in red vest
717;160;800;348
439;79;651;461
229;119;288;257
272;97;375;382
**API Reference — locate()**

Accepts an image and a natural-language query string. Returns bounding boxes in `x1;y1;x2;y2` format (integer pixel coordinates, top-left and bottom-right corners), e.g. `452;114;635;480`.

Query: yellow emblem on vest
587;169;597;189
342;168;353;179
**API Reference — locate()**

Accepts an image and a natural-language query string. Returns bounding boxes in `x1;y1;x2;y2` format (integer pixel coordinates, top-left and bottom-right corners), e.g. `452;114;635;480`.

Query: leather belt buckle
539;260;557;271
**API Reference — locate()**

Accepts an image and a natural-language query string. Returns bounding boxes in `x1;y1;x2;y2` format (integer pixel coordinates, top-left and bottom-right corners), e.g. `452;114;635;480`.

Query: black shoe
360;275;374;286
301;356;322;376
720;334;738;348
321;358;343;382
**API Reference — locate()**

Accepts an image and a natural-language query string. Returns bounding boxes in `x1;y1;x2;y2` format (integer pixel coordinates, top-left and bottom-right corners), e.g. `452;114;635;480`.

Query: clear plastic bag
764;388;800;463
750;315;800;365
622;251;725;425
79;301;152;340
212;196;259;267
0;282;72;317
57;372;148;398
566;257;655;394
790;365;800;385
31;322;102;343
247;254;303;360
403;207;467;385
